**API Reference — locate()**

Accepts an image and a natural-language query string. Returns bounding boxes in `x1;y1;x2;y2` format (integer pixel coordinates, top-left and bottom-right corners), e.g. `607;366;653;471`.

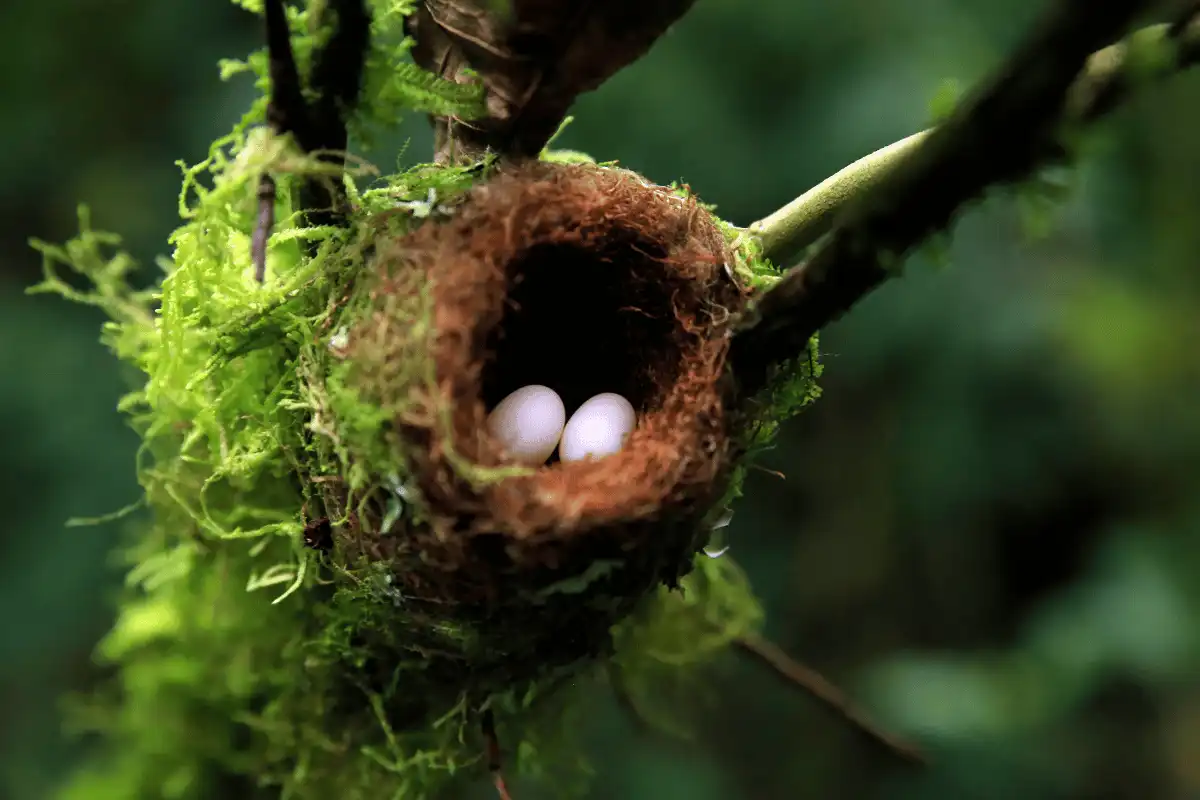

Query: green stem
747;131;929;266
747;15;1200;266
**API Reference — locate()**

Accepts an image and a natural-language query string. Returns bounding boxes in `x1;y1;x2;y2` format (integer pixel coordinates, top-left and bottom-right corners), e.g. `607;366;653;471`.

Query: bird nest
312;161;748;702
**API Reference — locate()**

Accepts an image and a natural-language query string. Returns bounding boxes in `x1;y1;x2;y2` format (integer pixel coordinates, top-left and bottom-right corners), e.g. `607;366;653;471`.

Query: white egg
559;393;637;463
486;385;566;465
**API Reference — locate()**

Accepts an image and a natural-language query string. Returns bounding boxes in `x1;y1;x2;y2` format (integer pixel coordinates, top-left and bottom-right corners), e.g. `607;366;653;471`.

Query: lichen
31;2;821;798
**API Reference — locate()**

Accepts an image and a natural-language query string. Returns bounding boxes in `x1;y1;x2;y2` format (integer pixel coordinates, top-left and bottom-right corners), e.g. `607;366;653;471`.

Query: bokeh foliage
2;1;1198;798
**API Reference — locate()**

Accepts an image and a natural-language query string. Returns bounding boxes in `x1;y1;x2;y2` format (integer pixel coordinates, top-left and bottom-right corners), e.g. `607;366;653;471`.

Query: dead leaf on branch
406;0;698;162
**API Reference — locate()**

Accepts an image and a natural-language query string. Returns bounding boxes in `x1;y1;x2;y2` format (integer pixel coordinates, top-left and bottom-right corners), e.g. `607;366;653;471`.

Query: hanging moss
31;2;821;798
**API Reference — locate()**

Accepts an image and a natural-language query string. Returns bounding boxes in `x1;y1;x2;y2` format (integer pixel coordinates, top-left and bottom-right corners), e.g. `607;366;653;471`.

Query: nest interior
338;161;746;692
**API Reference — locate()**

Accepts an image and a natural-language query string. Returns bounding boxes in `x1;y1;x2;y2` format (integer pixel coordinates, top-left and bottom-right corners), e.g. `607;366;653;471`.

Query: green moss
32;2;821;797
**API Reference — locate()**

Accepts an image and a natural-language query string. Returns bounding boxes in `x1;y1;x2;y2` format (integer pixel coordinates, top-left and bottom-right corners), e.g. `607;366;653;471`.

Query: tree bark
406;0;698;163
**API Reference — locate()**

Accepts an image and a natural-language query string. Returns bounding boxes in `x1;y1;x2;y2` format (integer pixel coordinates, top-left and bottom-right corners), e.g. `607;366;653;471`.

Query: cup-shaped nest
319;161;745;702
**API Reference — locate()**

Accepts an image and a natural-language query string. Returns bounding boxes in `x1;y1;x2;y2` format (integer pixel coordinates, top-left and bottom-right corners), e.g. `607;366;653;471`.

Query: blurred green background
3;1;1199;798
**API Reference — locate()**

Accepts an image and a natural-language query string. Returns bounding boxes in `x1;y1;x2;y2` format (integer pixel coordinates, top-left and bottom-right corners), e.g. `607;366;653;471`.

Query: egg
559;392;637;463
486;385;567;465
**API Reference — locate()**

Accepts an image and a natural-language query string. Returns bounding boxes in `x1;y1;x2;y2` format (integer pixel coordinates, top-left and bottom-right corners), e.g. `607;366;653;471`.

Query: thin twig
255;0;308;283
252;173;276;282
734;633;927;767
253;0;370;282
730;0;1198;395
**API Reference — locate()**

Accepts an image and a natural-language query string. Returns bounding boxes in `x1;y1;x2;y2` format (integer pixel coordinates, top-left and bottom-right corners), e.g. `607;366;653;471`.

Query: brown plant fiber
353;162;741;630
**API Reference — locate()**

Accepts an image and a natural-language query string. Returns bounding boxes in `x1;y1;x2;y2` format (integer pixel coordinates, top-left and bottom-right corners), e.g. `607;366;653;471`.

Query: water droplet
711;508;734;530
703;545;730;558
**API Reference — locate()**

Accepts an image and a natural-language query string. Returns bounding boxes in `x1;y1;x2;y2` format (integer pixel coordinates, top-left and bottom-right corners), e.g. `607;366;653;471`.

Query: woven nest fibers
316;161;747;705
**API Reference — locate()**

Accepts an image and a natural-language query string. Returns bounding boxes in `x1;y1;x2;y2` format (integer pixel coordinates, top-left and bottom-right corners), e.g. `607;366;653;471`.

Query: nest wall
315;163;749;699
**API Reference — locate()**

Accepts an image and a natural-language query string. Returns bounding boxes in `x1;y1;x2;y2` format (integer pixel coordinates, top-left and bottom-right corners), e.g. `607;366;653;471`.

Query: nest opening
480;240;684;417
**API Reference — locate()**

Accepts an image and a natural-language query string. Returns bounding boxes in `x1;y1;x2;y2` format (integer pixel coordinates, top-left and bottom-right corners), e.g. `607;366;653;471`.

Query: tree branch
730;0;1199;396
406;0;697;163
748;10;1200;267
733;634;926;767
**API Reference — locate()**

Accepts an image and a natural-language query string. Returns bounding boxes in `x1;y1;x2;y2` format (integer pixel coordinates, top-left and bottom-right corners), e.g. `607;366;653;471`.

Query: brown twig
734;633;927;767
251;173;276;282
253;0;370;281
255;0;308;282
729;0;1163;396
